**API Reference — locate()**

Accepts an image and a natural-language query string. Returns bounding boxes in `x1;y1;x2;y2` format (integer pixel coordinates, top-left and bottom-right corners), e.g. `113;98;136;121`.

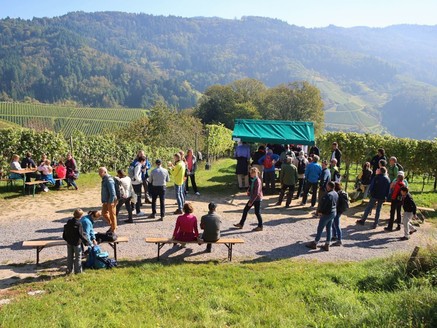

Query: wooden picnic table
9;168;38;193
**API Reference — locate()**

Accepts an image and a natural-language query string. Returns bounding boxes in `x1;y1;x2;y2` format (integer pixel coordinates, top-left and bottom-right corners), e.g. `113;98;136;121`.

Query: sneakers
159;216;164;221
195;192;200;196
233;223;243;229
384;227;393;232
321;244;330;251
252;227;263;232
356;220;365;225
331;240;342;247
43;187;49;192
395;225;401;231
305;241;317;249
148;214;156;219
136;211;146;217
173;209;183;215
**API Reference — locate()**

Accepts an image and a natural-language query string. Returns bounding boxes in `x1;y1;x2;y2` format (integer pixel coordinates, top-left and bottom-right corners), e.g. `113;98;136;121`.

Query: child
37;159;55;192
54;160;67;189
400;186;418;240
63;209;89;274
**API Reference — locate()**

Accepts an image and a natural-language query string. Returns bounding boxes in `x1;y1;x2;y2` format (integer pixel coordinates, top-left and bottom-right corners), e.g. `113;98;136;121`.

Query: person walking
384;171;406;232
293;151;308;199
301;155;322;208
275;157;298;208
99;167;117;232
169;153;186;215
234;142;251;189
65;153;79;190
130;156;147;217
200;202;222;252
115;169;135;223
185;148;200;195
356;167;391;228
233;167;264;231
148;159;170;220
317;160;331;211
258;148;280;195
399;186;418;240
331;182;349;246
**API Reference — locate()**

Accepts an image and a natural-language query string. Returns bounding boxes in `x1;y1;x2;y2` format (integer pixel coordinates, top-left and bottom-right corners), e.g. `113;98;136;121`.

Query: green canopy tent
232;119;315;145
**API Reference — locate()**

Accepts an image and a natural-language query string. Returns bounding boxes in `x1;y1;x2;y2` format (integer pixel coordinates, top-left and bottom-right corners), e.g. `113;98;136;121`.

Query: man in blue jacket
99;167;117;233
258;148;280;195
356;167;391;228
301;155;322;207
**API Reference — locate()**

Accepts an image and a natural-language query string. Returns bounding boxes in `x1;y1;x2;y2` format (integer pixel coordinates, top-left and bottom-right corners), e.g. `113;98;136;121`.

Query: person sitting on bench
172;202;199;247
200;202;222;253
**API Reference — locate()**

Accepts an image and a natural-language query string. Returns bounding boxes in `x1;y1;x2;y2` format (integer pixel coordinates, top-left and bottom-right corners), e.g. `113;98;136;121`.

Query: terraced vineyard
0;102;146;136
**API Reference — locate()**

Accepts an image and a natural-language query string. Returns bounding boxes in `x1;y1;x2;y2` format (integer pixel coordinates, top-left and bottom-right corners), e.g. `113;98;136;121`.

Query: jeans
388;199;402;229
67;178;78;189
362;197;384;226
151;186;166;217
175;184;185;210
102;202;117;231
186;174;198;193
133;184;142;213
239;200;263;228
332;213;342;241
116;197;133;220
264;171;276;194
296;178;305;198
302;182;318;206
67;244;82;274
278;184;295;206
315;212;336;243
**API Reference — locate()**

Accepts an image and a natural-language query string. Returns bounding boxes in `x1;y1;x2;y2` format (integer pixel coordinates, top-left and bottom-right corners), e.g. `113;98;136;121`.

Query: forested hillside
1;12;436;138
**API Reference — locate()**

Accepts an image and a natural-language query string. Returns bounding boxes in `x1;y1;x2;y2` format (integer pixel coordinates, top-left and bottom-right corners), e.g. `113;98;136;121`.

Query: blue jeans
362;197;384;225
315;212;335;243
175;184;185;210
332;213;342;241
67;244;82;274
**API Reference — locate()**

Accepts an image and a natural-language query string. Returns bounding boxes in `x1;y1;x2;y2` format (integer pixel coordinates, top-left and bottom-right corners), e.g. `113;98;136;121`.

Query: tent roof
232;119;315;145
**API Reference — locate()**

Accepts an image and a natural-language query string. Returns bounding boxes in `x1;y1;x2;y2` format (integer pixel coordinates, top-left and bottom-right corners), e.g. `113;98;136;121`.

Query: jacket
131;161;144;185
319;190;338;215
200;212;222;242
360;168;372;185
391;180;405;201
387;164;399;182
248;176;263;205
305;162;322;184
402;193;417;215
258;153;280;173
319;168;331;191
370;155;386;174
80;215;96;245
331;149;342;168
63;218;89;246
101;174;116;203
171;160;186;186
279;163;298;186
369;173;390;200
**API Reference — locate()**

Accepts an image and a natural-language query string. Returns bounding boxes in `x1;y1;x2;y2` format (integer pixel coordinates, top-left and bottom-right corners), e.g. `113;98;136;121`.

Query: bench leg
108;242;118;260
156;243;165;261
224;243;234;262
36;246;45;267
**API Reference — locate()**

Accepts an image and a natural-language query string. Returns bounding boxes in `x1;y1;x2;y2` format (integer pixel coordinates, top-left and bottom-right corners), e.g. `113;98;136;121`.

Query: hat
398;171;405;177
155;159;162;165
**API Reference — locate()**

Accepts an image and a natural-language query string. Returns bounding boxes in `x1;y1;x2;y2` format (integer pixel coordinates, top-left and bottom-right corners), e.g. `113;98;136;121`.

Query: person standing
370;148;386;176
234;142;251;190
329;159;341;182
131;156;147;217
99;167;117;232
293;151;308;199
169;153;186;215
63;209;89;274
356;167;391;228
306;181;338;251
233;167;264;231
387;156;399;182
275;157;298;208
384;171;406;232
258;148;280;195
115;169;135;223
65;153;79;190
309;145;320;157
317;160;332;211
200;202;222;252
399;186;418;240
185;148;200;195
148;159;170;220
331;142;342;169
301;155;322;208
251;145;265;180
331;182;349;246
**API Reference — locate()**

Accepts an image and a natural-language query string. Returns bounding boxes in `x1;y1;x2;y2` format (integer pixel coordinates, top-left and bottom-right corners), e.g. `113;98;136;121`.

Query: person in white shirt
115;169;136;223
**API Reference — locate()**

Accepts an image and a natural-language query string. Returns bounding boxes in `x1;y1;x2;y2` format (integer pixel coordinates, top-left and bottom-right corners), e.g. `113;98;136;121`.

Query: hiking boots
305;241;317;249
321;243;330;251
331;240;342;247
233;223;243;229
252;227;263;232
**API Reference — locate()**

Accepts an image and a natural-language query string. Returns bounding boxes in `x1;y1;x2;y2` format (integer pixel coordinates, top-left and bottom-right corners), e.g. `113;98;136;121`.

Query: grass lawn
1;250;436;327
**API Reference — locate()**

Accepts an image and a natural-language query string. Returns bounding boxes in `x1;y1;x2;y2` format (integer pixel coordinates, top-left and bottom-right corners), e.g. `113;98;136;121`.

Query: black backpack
62;218;79;245
297;158;307;174
337;190;350;214
396;163;404;172
95;231;118;243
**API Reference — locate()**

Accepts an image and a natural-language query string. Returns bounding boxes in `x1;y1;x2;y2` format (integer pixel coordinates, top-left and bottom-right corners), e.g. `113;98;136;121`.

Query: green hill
0;13;437;138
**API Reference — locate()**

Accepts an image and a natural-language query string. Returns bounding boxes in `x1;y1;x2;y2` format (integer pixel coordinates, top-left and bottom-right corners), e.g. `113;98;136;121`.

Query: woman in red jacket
234;167;264;231
385;171;406;232
172;202;199;245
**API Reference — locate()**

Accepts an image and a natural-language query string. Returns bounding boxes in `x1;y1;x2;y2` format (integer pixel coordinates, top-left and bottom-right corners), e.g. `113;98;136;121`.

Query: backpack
85;246;115;269
297;158;307;174
396;163;404;172
62;218;79;245
127;162;136;180
114;178;127;199
337;190;350;214
264;155;274;169
95;231;118;243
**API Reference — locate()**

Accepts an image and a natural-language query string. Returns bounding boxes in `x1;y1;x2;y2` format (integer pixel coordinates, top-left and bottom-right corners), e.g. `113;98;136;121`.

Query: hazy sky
1;0;436;27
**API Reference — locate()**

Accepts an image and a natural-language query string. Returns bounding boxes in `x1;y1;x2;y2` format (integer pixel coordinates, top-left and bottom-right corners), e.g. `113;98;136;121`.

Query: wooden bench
25;178;64;197
22;236;129;266
145;237;245;261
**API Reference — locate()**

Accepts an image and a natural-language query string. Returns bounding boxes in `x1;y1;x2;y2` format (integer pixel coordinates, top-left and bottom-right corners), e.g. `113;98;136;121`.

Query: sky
0;0;436;27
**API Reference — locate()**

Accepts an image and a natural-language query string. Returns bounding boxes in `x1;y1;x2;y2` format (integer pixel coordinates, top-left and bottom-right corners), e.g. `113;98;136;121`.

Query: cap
398;171;405;177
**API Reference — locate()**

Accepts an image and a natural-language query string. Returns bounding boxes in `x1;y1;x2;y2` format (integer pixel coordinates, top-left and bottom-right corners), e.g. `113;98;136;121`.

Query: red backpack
264;155;273;169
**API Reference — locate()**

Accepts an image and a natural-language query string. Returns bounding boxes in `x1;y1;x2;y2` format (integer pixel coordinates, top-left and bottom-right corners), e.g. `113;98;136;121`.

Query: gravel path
0;187;435;288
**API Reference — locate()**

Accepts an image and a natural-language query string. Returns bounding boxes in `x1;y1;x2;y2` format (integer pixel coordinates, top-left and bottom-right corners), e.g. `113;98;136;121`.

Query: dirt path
0;186;435;289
